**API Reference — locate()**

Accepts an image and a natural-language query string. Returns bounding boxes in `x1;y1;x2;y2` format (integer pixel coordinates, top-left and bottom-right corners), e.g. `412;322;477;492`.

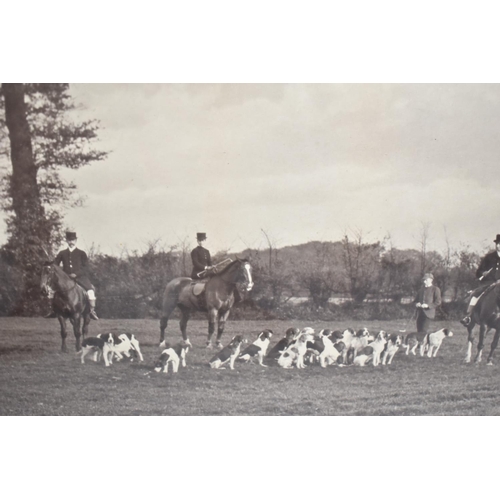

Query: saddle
191;280;208;297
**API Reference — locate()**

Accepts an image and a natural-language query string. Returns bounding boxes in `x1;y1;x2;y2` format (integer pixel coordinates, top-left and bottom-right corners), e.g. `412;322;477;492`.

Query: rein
218;261;248;286
49;266;79;296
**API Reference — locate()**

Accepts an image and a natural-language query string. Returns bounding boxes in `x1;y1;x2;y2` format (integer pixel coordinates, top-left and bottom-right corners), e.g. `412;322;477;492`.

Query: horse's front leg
475;324;488;363
487;326;500;365
58;316;68;353
73;315;82;352
206;308;218;348
464;324;475;363
216;309;231;347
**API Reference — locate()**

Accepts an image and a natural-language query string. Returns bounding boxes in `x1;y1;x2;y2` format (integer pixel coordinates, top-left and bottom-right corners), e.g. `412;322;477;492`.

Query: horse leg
178;305;191;345
82;314;91;341
464;323;476;363
73;315;82;352
160;316;169;344
475;323;488;363
487;327;500;365
159;298;177;345
215;309;231;347
58;316;68;353
206;308;218;348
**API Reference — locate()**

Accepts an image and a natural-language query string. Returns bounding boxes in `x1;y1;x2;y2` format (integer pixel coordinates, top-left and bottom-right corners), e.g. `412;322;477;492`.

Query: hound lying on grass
278;328;315;369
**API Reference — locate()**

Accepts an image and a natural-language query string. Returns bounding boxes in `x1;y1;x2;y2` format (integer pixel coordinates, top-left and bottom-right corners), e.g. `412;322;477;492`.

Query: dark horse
40;262;91;352
159;258;253;348
464;281;500;365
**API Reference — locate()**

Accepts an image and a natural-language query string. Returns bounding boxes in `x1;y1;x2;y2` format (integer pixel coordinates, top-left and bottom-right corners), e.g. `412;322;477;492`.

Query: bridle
43;263;78;295
219;261;254;291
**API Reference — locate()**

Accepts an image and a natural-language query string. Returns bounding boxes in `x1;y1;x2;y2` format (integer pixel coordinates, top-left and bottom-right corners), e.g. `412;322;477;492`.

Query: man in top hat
52;231;99;320
191;232;213;280
460;234;500;326
414;272;442;334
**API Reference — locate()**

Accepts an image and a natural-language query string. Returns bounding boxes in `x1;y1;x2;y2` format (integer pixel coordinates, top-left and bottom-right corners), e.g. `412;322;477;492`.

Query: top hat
196;232;207;241
65;231;77;240
494;234;500;243
422;273;434;280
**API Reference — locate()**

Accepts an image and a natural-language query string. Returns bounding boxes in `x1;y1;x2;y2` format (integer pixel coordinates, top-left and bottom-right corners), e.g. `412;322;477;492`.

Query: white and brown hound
425;328;453;357
353;331;388;367
381;334;402;365
278;328;315;369
239;329;273;366
209;335;246;370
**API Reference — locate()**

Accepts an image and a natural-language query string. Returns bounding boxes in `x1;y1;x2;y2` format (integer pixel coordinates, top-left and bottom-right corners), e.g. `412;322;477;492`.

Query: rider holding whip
461;234;500;326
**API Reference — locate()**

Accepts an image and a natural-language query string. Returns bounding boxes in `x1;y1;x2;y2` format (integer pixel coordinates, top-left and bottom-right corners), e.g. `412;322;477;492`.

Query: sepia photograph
2;81;500;417
4;3;500;500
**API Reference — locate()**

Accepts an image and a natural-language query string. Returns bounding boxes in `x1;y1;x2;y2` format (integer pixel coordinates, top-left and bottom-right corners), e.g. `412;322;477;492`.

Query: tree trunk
2;83;41;219
2;83;49;315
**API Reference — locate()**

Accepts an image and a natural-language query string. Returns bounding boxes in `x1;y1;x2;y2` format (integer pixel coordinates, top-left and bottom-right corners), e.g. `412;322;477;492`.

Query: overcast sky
4;83;500;255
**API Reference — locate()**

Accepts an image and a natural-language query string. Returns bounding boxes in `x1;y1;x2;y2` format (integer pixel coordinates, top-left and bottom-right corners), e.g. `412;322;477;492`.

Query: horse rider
460;234;500;326
191;232;213;280
48;231;99;320
414;272;442;334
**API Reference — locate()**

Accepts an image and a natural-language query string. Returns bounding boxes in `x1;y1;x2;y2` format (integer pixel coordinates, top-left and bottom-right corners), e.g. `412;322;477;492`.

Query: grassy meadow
0;316;499;416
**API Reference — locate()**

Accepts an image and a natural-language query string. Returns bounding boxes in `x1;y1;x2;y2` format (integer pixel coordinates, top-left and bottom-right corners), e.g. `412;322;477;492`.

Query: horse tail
161;278;190;318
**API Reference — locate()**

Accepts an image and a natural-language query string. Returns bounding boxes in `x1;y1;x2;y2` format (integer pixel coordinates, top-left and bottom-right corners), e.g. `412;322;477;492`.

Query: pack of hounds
80;325;453;373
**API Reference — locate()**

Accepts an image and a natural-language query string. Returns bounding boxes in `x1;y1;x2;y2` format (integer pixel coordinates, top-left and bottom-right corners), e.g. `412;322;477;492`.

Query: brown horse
464;281;500;365
40;262;91;352
159;258;253;348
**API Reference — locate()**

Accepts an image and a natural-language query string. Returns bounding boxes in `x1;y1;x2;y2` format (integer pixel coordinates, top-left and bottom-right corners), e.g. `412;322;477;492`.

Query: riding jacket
191;246;212;279
476;251;500;283
414;285;442;319
54;248;93;290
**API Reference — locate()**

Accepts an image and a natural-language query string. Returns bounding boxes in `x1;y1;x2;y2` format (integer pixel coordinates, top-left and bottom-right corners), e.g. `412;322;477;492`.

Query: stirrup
90;310;99;320
44;311;57;319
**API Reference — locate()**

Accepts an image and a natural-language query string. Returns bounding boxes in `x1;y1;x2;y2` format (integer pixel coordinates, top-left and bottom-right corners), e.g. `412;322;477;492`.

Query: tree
341;231;384;303
0;83;107;314
1;84;107;247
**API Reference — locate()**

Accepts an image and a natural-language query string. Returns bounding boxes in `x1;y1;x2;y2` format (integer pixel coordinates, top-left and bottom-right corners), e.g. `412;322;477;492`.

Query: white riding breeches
87;289;96;300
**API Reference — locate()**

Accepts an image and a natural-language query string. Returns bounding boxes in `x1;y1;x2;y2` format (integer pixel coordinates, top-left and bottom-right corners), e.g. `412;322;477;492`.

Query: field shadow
0;346;35;355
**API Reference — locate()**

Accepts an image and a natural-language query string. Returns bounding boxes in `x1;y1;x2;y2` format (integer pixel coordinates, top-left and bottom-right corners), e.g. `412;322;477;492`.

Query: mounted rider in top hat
52;231;99;320
460;233;500;326
191;232;213;280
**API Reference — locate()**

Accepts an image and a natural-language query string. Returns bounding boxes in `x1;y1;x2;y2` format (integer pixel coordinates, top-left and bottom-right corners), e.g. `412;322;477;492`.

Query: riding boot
460;315;471;326
460;297;478;326
89;299;99;320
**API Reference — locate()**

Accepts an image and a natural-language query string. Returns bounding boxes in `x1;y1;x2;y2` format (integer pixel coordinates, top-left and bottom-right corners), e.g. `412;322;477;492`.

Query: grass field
1;316;499;416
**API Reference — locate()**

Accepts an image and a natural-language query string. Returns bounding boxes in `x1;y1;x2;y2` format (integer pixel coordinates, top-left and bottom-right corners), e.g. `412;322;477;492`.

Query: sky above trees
3;83;500;255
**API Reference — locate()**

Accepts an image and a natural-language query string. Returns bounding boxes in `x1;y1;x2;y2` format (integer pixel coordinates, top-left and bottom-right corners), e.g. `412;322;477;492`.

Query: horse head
40;261;55;297
234;258;254;292
218;258;254;292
